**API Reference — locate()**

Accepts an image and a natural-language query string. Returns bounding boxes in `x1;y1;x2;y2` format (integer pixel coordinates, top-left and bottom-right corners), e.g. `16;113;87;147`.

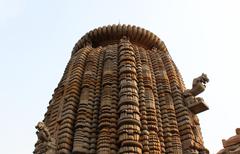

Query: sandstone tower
34;24;209;154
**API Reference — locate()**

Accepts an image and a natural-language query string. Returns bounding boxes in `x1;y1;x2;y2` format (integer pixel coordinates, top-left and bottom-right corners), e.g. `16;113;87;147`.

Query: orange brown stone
34;24;209;154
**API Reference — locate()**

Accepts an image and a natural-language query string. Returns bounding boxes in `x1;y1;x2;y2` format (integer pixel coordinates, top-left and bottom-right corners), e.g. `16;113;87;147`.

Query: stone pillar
72;47;101;154
58;46;92;154
117;36;142;154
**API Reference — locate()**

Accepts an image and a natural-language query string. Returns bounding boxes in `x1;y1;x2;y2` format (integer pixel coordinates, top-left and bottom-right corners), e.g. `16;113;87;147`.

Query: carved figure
183;74;209;114
222;128;240;148
184;73;209;97
35;121;51;142
34;122;57;154
218;128;240;154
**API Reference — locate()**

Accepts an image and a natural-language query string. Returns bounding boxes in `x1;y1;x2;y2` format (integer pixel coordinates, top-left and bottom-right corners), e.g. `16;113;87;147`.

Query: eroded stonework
217;128;240;154
34;24;209;154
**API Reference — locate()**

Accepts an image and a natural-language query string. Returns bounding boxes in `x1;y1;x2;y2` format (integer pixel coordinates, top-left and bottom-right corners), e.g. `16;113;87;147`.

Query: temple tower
34;24;209;154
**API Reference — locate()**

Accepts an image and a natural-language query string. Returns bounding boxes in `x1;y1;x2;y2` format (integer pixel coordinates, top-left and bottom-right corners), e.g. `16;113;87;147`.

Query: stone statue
183;73;209;114
217;128;240;154
35;122;51;142
34;122;56;154
184;73;209;97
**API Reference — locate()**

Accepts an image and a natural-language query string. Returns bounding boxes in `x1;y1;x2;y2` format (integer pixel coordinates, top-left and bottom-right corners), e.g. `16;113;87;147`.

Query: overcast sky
1;0;240;153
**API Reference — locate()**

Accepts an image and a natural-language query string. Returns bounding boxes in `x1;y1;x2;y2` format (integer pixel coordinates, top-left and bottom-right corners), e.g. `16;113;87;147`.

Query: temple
34;24;209;154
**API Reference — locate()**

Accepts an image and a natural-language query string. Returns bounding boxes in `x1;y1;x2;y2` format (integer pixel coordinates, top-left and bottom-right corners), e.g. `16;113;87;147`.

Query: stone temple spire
34;24;209;154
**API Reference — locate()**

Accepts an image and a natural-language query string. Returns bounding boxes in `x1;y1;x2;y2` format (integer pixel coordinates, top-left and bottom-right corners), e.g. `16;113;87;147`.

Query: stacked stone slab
34;24;209;154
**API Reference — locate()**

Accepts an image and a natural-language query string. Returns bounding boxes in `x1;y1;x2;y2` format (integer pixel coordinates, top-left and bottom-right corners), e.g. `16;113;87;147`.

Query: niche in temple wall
142;64;152;84
84;54;95;77
103;58;113;76
144;88;156;109
79;87;89;105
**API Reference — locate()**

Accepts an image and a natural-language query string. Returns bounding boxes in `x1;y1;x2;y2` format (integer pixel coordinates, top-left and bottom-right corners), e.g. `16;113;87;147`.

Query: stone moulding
72;24;167;55
34;24;209;154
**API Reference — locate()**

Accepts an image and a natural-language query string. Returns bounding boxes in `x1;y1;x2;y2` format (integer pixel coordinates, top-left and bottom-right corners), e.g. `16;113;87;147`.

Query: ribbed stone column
97;45;118;154
72;46;102;154
117;36;142;154
134;46;150;154
90;47;104;154
58;46;91;154
139;48;161;153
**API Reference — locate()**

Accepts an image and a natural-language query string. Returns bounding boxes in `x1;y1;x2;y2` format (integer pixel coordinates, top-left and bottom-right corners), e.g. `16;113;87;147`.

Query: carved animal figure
192;73;209;89
218;128;240;154
184;73;209;97
35;122;51;142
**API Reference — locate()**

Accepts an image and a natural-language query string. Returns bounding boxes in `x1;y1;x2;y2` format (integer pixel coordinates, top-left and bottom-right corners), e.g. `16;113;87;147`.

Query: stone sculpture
34;24;209;154
183;73;209;97
183;73;209;114
34;122;56;154
218;128;240;154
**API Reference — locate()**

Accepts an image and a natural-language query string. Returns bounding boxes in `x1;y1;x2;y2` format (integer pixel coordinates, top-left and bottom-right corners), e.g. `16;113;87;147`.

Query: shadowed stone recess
34;24;209;154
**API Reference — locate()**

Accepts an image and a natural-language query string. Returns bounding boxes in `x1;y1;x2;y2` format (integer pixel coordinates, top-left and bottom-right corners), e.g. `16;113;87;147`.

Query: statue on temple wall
183;73;209;114
35;122;51;143
183;73;209;97
34;122;56;154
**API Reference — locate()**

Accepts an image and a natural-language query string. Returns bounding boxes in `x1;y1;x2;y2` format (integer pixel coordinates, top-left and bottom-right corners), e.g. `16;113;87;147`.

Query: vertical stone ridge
139;47;161;153
117;37;142;154
158;50;193;152
168;56;206;152
150;48;182;153
53;55;79;142
43;56;76;138
72;46;101;154
109;45;119;153
146;48;166;153
134;46;150;154
97;45;119;154
35;51;80;154
57;46;92;154
90;47;105;154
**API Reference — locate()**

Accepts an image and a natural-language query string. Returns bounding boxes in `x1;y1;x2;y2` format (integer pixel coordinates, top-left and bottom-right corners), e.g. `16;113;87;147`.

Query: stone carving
183;73;209;97
34;122;56;154
34;25;209;154
218;128;240;154
183;73;209;114
36;122;51;142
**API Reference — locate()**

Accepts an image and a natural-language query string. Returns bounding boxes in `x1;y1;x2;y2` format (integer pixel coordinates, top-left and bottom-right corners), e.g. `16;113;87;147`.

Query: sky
0;0;240;153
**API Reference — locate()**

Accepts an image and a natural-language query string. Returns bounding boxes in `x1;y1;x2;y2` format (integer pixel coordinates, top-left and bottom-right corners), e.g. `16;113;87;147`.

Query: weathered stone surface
34;122;57;154
183;74;209;114
34;24;209;154
218;128;240;154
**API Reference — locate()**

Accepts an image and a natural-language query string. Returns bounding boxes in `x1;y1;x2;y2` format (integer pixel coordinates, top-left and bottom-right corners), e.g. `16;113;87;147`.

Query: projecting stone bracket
184;96;209;114
183;73;209;114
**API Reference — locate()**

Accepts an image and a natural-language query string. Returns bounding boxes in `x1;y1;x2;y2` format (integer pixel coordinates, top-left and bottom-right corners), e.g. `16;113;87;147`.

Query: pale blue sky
1;0;240;153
